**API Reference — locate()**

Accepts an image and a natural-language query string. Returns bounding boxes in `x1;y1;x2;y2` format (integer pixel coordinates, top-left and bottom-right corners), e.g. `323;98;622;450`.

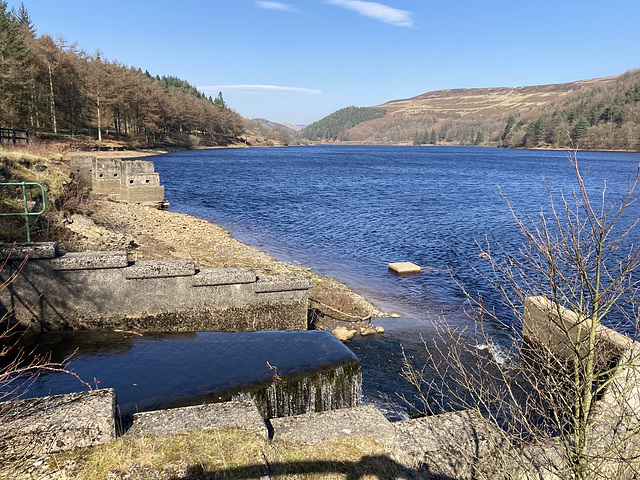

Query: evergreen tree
502;114;516;141
213;91;227;109
12;2;34;37
429;129;437;145
572;117;590;140
438;123;448;141
0;1;29;125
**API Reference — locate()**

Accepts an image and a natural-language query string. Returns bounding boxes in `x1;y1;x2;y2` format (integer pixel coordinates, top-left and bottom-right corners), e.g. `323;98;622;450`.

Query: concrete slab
388;262;421;275
1;242;59;260
0;389;117;455
392;409;504;477
270;405;395;445
127;400;268;438
255;274;314;293
124;259;195;279
50;251;128;270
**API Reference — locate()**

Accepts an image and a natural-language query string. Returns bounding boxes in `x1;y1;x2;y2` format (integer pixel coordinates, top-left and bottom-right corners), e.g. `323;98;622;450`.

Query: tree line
0;2;244;146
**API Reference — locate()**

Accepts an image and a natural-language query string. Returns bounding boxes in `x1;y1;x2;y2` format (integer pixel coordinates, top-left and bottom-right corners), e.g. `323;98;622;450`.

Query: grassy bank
40;429;402;479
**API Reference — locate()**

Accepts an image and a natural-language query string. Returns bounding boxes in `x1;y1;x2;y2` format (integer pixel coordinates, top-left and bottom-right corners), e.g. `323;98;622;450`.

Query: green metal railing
0;182;46;243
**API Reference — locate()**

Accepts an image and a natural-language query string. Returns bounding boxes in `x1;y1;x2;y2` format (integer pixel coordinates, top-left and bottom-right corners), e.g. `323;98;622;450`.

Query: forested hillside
501;70;640;150
302;106;386;141
0;2;244;147
307;71;640;151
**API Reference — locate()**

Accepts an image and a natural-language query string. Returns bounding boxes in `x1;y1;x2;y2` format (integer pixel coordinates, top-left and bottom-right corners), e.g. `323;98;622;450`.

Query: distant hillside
380;77;619;120
251;118;302;135
304;71;640;151
301;106;387;141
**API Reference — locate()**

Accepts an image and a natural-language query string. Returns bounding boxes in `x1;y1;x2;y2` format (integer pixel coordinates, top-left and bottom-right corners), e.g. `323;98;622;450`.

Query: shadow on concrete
176;455;459;480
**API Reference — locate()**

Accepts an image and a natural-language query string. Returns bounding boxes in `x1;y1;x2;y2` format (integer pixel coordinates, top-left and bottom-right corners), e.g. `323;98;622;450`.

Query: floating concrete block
50;251;129;270
127;400;267;438
271;405;395;445
124;259;195;279
1;242;58;260
192;267;257;286
0;389;117;455
388;262;421;274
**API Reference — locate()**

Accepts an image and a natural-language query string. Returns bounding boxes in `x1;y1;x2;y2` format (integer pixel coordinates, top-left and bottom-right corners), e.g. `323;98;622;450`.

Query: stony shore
58;195;385;330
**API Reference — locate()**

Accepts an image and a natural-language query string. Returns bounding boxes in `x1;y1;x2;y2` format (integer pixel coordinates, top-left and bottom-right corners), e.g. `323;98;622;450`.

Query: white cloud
326;0;414;27
254;1;302;14
198;85;322;95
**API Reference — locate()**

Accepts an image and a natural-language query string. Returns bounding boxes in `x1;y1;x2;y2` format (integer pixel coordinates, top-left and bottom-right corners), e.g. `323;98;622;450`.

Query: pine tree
213;91;227;109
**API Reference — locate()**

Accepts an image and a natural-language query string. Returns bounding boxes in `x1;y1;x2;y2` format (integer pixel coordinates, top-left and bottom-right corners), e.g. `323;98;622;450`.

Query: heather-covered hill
304;71;640;151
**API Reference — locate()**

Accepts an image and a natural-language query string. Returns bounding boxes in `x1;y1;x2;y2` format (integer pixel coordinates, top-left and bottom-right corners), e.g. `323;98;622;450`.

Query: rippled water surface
10;146;639;418
154;146;639;321
149;145;639;416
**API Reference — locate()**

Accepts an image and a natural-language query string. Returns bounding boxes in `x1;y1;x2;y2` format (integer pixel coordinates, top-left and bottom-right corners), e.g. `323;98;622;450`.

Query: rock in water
332;326;357;342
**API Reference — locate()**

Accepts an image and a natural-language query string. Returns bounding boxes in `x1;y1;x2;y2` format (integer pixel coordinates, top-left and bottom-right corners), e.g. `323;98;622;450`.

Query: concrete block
388;262;421;274
124;259;195;279
50;251;129;270
123;172;160;187
0;389;117;455
127;400;268;438
192;267;257;286
271;405;395;445
392;409;504;478
523;296;634;361
120;185;165;203
121;160;156;175
255;274;313;293
1;242;58;260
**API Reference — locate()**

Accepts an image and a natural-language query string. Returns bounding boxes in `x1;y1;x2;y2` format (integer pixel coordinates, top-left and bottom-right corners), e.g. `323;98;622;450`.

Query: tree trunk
96;90;102;142
48;62;57;134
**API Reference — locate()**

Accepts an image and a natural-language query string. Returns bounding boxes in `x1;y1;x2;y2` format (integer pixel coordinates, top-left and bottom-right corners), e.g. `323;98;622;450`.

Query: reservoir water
8;146;640;419
150;145;640;417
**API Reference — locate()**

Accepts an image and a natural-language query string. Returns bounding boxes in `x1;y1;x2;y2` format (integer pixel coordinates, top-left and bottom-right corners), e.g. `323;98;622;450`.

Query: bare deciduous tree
403;148;640;479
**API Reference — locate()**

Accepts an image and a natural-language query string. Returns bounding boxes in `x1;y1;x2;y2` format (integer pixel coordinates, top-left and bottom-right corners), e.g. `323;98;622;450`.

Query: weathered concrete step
392;409;504;478
270;405;396;445
0;242;58;260
0;389;117;455
127;400;268;439
51;250;128;270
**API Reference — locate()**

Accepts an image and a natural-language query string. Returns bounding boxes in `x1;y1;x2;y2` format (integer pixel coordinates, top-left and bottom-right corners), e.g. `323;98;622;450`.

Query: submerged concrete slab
388;262;421;275
270;405;395;445
0;389;116;455
127;400;268;438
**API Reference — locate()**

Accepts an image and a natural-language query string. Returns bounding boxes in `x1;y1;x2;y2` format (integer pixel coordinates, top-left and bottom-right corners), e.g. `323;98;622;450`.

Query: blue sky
13;0;640;125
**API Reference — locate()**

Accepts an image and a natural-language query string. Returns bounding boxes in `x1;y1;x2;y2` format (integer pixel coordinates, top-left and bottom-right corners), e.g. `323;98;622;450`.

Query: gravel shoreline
59;198;385;325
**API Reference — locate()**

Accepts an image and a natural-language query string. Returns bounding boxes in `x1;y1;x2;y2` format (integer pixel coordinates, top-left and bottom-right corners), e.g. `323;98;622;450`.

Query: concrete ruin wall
0;243;311;333
524;295;640;418
69;155;164;204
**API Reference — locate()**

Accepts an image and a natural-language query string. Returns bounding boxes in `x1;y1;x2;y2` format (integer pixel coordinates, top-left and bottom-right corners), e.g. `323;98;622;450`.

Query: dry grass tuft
55;429;401;480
